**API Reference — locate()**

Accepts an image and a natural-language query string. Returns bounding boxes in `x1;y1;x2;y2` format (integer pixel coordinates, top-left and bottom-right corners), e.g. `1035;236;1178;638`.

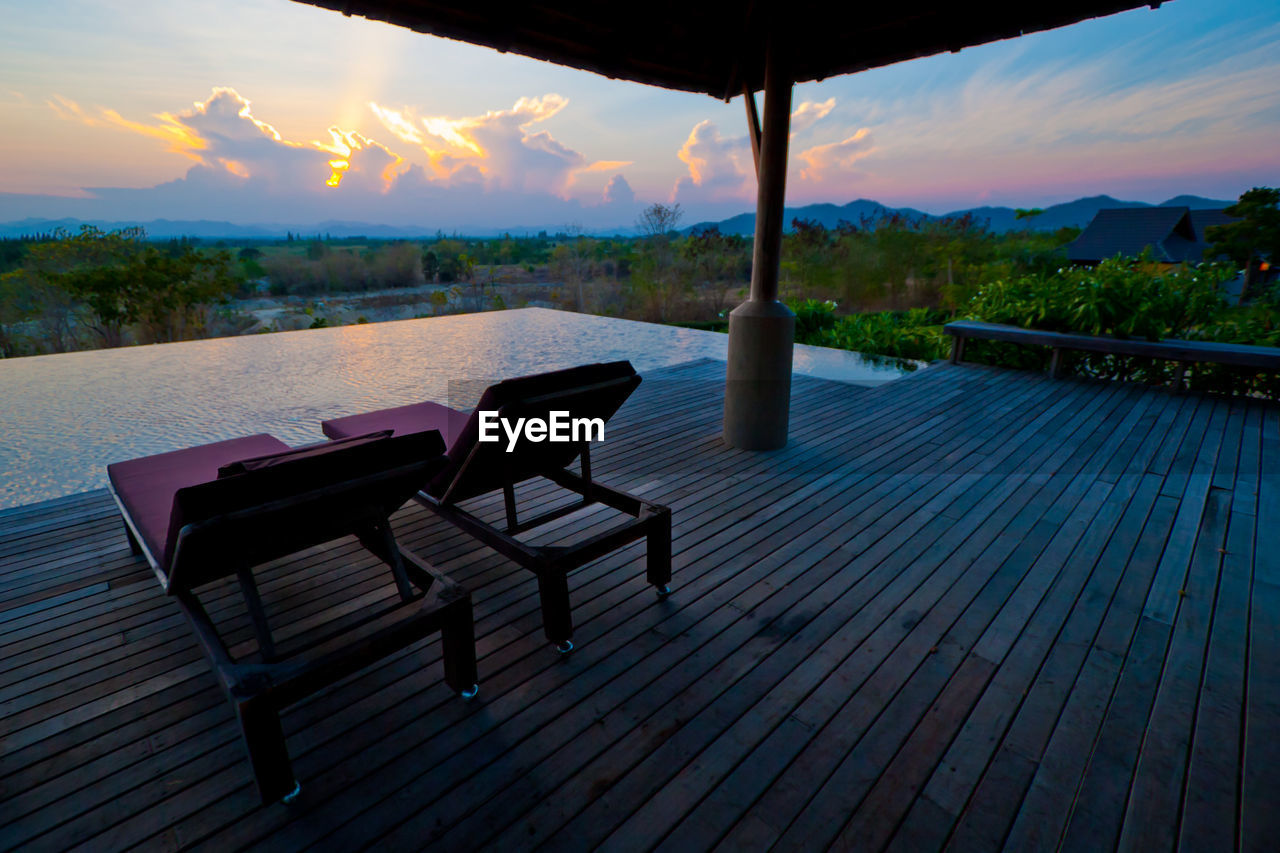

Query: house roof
1066;206;1233;264
1188;208;1236;240
288;1;1161;99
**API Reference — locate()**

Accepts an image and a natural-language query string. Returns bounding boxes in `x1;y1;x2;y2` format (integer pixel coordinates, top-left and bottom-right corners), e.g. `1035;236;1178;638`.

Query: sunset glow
1;0;1276;228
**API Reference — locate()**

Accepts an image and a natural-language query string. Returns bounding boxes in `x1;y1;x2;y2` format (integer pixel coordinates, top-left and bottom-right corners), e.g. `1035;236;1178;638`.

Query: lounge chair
107;429;478;804
321;361;673;653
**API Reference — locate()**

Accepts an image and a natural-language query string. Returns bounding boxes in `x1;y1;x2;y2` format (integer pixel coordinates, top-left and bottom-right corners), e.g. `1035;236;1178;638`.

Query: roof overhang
291;1;1165;99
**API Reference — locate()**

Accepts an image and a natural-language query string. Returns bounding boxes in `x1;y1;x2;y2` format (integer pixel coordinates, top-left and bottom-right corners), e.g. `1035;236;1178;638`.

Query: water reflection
0;308;914;508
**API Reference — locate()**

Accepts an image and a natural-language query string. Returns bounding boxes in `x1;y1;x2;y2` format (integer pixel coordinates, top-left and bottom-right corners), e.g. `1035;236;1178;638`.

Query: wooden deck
1;358;1276;851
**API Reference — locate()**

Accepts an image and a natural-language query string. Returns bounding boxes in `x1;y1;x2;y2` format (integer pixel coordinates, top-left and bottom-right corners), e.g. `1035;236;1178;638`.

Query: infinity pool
0;308;914;508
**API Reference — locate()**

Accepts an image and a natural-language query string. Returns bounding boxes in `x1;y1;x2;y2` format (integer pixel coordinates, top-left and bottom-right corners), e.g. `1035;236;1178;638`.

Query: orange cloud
314;126;404;189
368;93;611;197
370;97;571;173
796;129;875;182
367;103;423;147
790;98;836;134
575;159;632;174
674;119;753;204
47;87;403;190
313;127;405;190
48;95;207;163
44;86;633;207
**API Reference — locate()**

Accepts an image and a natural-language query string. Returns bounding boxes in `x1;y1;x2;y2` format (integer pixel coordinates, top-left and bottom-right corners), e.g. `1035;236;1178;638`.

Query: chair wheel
459;684;479;700
556;640;574;654
281;781;302;804
656;584;673;598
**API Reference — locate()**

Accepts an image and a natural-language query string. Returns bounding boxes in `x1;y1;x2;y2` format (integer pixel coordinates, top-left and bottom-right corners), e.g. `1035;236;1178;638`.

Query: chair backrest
428;361;641;502
165;430;446;593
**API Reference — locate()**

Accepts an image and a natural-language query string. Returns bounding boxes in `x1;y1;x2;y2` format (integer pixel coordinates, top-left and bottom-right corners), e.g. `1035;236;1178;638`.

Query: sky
0;0;1277;231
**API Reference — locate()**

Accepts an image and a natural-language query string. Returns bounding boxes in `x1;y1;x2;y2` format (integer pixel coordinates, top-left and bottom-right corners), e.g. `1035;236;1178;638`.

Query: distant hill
0;217;474;240
699;199;932;237
0;218;287;240
0;194;1235;240
0;216;627;240
685;194;1234;236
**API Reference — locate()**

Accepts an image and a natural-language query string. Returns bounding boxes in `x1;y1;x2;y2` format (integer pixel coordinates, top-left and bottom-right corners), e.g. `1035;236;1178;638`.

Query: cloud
49;94;206;162
671;97;843;208
796;129;874;182
36;86;644;229
369;94;629;198
313;127;406;190
50;88;332;188
368;102;423;146
603;174;635;206
672;119;754;207
790;98;836;134
786;22;1280;208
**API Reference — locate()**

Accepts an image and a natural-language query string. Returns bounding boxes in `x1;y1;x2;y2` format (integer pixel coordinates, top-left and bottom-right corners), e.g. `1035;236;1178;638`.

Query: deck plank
0;359;1274;852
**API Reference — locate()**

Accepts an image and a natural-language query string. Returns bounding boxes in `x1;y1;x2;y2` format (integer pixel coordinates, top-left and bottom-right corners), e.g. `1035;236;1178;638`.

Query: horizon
0;190;1241;240
1;0;1278;229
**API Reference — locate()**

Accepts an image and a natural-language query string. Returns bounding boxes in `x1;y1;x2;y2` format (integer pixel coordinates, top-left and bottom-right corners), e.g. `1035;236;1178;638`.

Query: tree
454;252;483;310
552;223;594;311
683;226;745;315
1206;187;1280;301
26;226;235;346
0;269;33;356
429;289;449;315
636;203;683;239
422;249;440;282
634;204;686;320
22;226;145;347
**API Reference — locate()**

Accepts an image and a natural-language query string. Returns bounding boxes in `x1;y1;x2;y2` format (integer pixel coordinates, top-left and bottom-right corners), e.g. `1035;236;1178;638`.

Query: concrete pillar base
723;299;795;450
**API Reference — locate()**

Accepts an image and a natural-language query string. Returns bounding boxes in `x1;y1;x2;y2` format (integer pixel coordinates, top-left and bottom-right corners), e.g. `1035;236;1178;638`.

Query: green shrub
819;308;950;363
965;255;1228;339
959;256;1276;396
789;298;838;343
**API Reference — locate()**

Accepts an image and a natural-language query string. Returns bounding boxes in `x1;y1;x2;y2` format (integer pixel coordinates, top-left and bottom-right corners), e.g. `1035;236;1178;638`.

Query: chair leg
235;694;298;804
237;569;278;663
646;509;673;596
440;594;479;698
124;523;142;556
536;570;575;652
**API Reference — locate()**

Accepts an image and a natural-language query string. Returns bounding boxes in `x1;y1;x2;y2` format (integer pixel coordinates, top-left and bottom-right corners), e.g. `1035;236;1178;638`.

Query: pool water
0;308;915;508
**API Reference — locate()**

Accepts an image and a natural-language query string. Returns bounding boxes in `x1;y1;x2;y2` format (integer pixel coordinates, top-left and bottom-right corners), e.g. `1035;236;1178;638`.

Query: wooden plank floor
1;358;1275;852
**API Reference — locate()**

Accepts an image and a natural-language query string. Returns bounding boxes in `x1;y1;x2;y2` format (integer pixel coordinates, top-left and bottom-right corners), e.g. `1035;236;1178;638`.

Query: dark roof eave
289;1;1163;99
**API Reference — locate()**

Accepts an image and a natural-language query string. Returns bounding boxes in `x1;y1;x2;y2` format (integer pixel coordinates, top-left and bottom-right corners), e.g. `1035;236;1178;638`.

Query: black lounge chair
108;429;478;804
321;361;673;653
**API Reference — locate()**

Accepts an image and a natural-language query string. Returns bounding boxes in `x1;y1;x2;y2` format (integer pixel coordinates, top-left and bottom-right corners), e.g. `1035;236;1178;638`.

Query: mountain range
0;194;1234;241
684;194;1234;236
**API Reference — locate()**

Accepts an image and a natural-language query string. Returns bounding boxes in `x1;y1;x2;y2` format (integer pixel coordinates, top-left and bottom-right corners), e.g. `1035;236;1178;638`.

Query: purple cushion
318;362;640;503
428;361;639;500
108;434;290;569
168;429;444;578
322;402;470;445
217;430;391;477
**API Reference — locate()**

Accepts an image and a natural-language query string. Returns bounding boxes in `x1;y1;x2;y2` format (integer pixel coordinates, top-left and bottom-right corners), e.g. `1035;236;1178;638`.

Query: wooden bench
944;320;1280;388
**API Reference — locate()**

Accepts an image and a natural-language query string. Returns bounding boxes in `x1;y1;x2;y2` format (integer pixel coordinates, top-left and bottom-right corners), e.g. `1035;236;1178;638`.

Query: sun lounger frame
110;459;478;804
418;376;673;652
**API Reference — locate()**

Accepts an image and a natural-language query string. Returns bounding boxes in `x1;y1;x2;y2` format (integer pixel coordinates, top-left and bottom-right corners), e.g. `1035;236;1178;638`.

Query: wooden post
1049;347;1063;379
722;42;796;450
750;54;791;302
743;85;761;179
950;335;965;365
